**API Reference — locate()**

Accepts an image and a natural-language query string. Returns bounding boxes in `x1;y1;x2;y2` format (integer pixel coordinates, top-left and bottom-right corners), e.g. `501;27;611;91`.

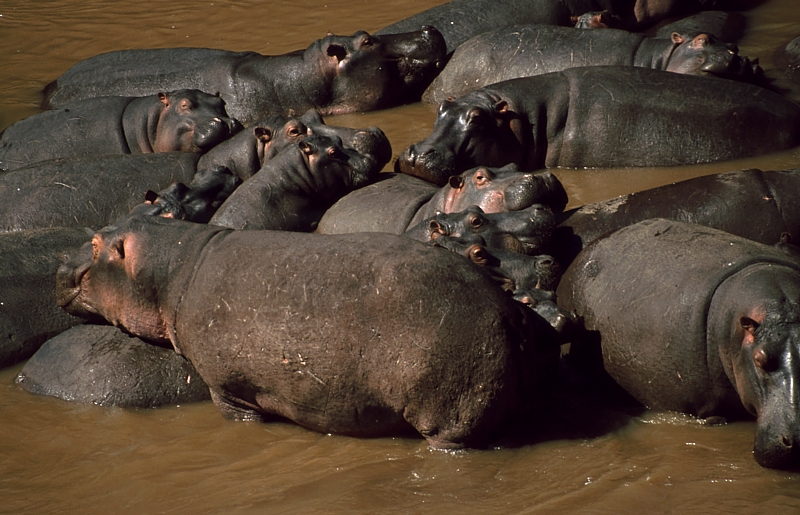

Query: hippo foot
209;389;269;422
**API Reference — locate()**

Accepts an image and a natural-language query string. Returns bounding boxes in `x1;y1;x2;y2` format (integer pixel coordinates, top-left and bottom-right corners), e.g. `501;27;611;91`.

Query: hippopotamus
42;28;447;125
775;36;800;85
16;324;211;407
557;218;800;470
56;213;560;448
0;227;92;368
209;134;380;232
404;204;557;256
316;165;568;235
397;67;800;185
423;25;762;105
376;0;714;54
553;168;800;266
0;90;240;172
654;11;746;43
513;288;579;343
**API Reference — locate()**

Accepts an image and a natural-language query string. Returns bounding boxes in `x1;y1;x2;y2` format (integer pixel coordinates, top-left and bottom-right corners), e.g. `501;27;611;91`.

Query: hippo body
397;67;800;185
16;324;210;407
209;135;380;232
423;25;760;105
557;218;800;470
554;168;800;265
775;36;800;85
57;215;558;448
42;29;447;125
0;227;91;368
0;90;239;172
317;166;568;236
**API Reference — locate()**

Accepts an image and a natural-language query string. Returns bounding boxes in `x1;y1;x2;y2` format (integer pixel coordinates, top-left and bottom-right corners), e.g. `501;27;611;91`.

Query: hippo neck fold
632;38;678;71
121;95;162;154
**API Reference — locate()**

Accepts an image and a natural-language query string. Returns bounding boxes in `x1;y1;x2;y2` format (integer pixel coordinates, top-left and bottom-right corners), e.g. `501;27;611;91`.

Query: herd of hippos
3;0;800;470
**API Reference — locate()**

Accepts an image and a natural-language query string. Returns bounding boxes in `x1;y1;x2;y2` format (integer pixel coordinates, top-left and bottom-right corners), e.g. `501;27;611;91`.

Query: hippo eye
287;125;303;137
360;35;374;47
468;214;484;228
179;99;192;111
327;147;347;160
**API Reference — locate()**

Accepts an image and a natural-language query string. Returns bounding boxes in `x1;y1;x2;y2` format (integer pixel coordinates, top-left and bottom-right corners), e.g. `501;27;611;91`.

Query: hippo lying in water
42;28;447;125
0;89;240;172
558;218;800;470
56;214;559;448
398;67;800;185
423;25;762;104
316;165;568;234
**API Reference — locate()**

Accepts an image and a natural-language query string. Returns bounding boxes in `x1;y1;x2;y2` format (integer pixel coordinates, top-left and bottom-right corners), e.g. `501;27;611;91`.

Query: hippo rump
397;67;800;185
376;0;715;54
16;324;210;407
208;134;380;232
0;227;92;368
557;218;800;470
0;90;240;172
316;165;568;236
554;168;800;265
42;28;447;125
423;25;761;105
56;214;560;448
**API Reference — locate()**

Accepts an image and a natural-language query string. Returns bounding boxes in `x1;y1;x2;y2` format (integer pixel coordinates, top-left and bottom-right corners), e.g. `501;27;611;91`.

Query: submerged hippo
554;168;800;266
42;28;447;125
16;324;211;407
397;67;800;185
209;134;380;232
557;218;800;470
56;214;559;448
0;90;240;172
0;227;92;368
316;165;568;235
423;25;761;104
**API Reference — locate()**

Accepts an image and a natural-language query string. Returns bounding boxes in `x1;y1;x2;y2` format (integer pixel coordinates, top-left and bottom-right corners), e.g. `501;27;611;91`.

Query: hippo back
557;218;800;416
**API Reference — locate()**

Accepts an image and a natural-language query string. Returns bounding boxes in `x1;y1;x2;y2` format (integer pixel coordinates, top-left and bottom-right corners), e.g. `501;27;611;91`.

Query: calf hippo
16;324;210;407
56;214;559;448
423;25;761;105
554;168;800;266
0;227;92;368
209;135;380;232
0;90;240;172
42;28;447;125
316;165;568;236
398;67;800;185
557;218;800;470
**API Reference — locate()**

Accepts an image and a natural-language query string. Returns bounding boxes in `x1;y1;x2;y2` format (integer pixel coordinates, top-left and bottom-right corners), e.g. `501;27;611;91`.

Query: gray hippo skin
316;165;568;235
56;214;559;448
423;25;761;105
16;324;210;407
209;135;380;232
0;227;91;368
774;36;800;85
42;29;447;125
0;90;240;172
397;67;800;185
553;168;800;266
557;218;800;470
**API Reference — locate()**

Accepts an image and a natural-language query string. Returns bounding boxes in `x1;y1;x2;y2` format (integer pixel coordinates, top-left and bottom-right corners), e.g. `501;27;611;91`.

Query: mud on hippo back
557;218;800;470
56;214;560;448
397;67;800;185
0;89;240;172
42;28;446;125
423;25;761;104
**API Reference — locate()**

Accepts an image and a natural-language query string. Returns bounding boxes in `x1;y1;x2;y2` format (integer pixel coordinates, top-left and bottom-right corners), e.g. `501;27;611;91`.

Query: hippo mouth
192;117;243;151
703;54;763;82
395;146;456;186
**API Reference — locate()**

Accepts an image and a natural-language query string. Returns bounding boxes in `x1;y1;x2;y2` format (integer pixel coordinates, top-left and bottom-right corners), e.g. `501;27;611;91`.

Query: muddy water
1;1;800;513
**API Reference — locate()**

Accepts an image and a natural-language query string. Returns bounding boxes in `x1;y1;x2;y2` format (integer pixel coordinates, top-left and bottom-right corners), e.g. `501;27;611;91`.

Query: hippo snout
192;116;243;150
395;145;455;186
754;425;800;470
55;242;95;315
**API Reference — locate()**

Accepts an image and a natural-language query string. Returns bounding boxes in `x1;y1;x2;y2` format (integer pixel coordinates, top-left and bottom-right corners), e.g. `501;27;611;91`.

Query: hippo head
246;115;309;175
711;264;800;470
422;204;556;256
666;32;763;82
300;109;393;170
294;134;380;200
310;27;446;114
154;89;243;153
395;92;529;185
427;164;567;216
513;288;578;341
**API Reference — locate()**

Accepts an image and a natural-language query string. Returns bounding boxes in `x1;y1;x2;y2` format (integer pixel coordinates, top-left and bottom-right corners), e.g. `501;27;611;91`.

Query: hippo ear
158;92;169;106
494;101;509;114
254;126;273;143
448;176;464;189
299;140;314;155
671;32;686;45
740;316;759;345
327;43;348;62
467;244;490;266
144;190;159;204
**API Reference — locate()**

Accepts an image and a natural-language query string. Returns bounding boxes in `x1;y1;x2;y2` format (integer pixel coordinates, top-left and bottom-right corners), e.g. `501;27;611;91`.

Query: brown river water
1;1;800;513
